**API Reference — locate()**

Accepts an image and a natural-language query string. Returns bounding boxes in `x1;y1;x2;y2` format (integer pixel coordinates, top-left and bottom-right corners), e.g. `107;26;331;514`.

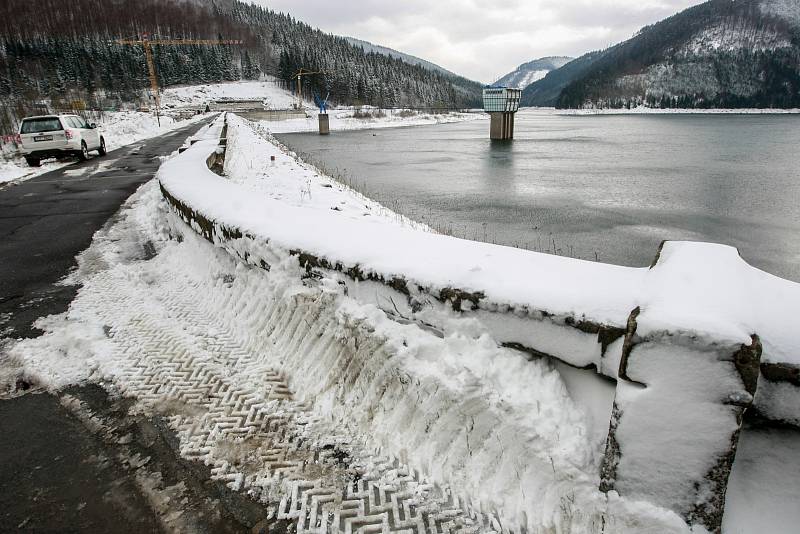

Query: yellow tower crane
117;33;242;124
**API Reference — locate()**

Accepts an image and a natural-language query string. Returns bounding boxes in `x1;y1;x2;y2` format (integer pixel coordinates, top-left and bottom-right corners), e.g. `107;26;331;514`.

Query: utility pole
117;33;242;126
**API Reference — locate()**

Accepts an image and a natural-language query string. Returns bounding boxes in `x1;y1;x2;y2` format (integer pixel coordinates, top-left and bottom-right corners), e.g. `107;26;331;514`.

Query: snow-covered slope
160;79;297;110
342;36;483;99
760;0;800;28
554;0;800;109
494;56;573;89
344;37;461;78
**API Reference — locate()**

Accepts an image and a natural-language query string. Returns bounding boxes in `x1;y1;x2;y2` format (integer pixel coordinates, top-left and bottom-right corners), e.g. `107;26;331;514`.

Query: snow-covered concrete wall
157;113;800;533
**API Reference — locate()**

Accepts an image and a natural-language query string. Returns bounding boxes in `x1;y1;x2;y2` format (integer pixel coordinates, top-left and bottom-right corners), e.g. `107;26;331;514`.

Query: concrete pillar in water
318;113;330;135
490;112;515;140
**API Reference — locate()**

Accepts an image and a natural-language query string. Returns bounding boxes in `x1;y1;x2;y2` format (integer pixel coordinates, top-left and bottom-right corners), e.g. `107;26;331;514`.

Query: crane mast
117;33;242;125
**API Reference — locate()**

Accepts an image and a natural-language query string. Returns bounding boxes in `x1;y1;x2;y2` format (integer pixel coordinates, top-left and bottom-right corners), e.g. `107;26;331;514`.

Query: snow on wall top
160;115;800;367
640;241;800;364
162;119;644;325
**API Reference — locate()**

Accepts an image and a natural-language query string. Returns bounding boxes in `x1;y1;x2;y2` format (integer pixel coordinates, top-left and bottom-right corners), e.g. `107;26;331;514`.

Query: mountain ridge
522;0;800;109
342;36;484;99
344;37;458;78
494;56;573;89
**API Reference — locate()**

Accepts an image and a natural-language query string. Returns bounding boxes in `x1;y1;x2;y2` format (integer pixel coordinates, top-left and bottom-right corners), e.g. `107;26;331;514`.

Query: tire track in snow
68;232;504;534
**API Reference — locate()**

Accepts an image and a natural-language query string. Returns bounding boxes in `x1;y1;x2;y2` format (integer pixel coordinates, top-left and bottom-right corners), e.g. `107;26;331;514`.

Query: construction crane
292;69;336;110
117;33;242;125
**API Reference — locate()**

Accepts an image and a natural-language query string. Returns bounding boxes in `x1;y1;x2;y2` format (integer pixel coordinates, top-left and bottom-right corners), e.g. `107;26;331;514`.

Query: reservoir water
277;109;800;282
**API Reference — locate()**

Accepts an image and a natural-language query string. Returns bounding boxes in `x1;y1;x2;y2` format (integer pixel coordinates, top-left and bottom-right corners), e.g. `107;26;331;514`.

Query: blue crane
313;90;331;114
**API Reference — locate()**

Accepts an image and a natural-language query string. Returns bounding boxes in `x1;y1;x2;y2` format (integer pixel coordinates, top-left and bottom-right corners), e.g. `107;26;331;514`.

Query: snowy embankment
154;113;800;532
262;107;480;134
0;111;208;185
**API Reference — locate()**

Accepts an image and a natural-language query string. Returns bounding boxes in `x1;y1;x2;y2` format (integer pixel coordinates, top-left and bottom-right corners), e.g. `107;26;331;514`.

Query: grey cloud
247;0;703;82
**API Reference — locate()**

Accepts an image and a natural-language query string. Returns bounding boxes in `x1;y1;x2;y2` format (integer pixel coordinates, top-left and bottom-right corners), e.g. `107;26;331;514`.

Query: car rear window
20;117;63;134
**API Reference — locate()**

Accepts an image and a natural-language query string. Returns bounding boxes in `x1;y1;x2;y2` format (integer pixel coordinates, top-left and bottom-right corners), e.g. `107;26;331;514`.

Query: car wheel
25;157;40;167
97;137;107;156
79;141;90;161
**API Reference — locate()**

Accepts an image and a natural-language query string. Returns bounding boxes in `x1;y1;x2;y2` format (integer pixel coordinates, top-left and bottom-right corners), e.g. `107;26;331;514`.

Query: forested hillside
0;0;482;131
344;37;459;79
523;0;800;109
341;37;483;104
519;53;603;106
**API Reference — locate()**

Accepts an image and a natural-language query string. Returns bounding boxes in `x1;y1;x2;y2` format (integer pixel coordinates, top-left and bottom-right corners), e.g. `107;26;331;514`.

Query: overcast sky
248;0;704;83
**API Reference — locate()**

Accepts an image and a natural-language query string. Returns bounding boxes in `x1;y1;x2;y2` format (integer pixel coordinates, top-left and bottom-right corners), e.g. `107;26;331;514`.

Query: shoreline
541;107;800;115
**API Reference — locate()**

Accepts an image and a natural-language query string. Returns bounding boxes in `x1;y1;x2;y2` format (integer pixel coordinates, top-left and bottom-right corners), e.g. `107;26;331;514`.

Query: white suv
18;114;107;167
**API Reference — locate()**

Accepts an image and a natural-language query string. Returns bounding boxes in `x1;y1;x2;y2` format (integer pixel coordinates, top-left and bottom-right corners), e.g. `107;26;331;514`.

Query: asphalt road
0;118;211;338
0;117;273;533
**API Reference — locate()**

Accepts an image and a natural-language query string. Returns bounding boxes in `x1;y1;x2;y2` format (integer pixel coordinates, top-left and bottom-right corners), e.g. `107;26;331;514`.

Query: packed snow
723;425;800;533
0;111;208;185
640;241;800;367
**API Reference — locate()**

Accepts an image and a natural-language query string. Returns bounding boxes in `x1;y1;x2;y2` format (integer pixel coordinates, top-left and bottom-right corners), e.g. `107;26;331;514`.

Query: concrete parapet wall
238;109;308;121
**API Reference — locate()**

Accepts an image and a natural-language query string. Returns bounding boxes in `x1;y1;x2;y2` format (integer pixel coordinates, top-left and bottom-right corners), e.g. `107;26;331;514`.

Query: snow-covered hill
161;80;297;110
553;0;800;109
761;0;800;28
344;37;458;78
343;37;484;98
494;56;573;89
